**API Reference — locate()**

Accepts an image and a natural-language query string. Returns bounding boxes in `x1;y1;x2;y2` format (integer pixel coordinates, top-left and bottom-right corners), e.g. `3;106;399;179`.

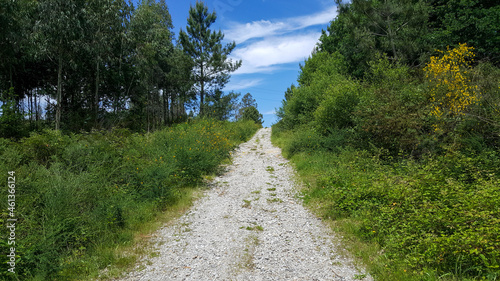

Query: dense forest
0;1;263;280
0;0;262;137
273;0;499;280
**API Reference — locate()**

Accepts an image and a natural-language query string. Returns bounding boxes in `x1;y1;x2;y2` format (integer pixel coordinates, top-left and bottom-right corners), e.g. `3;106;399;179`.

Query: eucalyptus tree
162;46;195;125
0;0;37;120
179;1;241;115
129;0;175;131
0;0;20;90
34;0;87;130
84;0;132;127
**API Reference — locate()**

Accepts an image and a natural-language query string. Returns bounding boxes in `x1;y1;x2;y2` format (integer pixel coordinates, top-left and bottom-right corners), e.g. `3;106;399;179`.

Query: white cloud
291;6;337;28
224;6;337;44
223;5;337;75
231;33;320;75
226;78;263;91
263;110;276;115
224;20;286;44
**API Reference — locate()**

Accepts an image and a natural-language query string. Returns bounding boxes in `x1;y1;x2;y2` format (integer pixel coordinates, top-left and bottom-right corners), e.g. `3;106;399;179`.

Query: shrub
0;118;258;280
313;77;361;132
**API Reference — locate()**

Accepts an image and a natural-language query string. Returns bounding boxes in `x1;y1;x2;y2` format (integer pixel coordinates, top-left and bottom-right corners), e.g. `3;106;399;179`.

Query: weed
242;199;252;208
267;198;283;203
354;274;367;280
266;166;275;173
0;119;260;280
245;226;264;231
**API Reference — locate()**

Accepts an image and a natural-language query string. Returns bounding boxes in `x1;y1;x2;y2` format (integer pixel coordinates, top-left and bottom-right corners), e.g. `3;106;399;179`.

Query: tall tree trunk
56;55;63;131
94;57;100;127
34;89;39;122
163;90;169;125
200;62;205;115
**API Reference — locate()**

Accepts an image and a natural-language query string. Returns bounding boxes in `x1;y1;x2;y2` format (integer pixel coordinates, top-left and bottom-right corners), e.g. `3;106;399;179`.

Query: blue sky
165;0;338;127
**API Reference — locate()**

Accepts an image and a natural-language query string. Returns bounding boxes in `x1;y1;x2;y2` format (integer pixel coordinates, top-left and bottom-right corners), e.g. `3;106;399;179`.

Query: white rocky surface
118;128;371;281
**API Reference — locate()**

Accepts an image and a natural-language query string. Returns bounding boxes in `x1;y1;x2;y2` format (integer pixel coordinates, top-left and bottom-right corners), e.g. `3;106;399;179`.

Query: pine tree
179;1;241;115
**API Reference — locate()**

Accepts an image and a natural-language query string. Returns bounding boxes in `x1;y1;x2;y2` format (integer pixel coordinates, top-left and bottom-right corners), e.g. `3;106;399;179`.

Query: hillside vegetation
0;119;260;280
273;1;500;280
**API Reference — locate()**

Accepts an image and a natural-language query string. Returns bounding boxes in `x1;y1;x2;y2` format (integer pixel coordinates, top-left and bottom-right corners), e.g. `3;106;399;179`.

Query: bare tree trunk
94;57;100;128
56;55;63;131
200;61;205;115
163;90;169;125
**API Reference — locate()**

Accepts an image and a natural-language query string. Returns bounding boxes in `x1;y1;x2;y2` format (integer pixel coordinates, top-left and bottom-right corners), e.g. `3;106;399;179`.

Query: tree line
274;0;499;279
0;0;260;138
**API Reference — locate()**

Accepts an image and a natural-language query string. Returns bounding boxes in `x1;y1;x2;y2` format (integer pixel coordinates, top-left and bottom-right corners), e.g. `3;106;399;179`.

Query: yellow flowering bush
424;43;480;128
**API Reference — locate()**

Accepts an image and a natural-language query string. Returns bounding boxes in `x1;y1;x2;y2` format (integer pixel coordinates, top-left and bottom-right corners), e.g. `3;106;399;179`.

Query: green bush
280;144;500;280
313;78;360;132
0;118;259;280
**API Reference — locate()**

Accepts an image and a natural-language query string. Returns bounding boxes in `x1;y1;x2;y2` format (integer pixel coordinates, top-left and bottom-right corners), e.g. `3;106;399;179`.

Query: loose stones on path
118;128;371;281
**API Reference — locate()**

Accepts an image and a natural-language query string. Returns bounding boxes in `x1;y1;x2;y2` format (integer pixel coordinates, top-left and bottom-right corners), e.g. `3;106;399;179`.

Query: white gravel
118;128;372;281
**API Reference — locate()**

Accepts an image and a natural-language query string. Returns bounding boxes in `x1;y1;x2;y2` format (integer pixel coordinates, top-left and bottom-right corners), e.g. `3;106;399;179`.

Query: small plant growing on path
242;199;251;208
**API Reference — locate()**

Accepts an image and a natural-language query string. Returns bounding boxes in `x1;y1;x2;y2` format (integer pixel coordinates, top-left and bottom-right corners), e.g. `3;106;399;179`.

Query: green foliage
313;78;360;132
0;119;258;280
276;4;500;278
179;1;241;115
276;52;349;130
0;87;26;139
204;90;240;121
273;134;500;280
319;0;430;77
427;0;500;66
240;106;263;126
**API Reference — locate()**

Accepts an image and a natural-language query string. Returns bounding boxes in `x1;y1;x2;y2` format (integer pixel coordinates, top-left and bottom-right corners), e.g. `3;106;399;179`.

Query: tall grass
272;127;500;281
0;119;259;280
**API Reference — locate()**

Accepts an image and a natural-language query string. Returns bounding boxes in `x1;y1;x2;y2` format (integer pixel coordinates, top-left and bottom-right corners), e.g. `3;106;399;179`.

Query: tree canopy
0;0;249;137
179;1;241;116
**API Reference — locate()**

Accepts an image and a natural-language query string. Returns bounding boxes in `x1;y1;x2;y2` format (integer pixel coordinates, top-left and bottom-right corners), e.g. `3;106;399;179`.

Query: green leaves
179;1;241;115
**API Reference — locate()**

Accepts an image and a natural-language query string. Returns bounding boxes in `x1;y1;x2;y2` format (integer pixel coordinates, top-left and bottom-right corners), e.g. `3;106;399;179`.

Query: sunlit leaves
424;43;481;132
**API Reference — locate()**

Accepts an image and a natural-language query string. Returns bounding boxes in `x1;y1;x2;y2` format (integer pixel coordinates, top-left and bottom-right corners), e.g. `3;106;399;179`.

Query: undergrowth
0;119;259;280
272;128;500;281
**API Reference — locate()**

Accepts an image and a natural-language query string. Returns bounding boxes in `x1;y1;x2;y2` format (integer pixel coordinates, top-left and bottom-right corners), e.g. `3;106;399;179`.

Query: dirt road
118;128;371;281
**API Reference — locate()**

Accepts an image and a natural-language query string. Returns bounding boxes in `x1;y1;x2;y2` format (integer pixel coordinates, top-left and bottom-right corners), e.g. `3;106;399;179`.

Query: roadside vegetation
0;119;259;280
273;1;500;280
0;0;264;280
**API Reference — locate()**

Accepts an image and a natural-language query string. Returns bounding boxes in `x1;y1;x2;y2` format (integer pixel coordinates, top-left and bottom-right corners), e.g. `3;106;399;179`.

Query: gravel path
118;128;371;281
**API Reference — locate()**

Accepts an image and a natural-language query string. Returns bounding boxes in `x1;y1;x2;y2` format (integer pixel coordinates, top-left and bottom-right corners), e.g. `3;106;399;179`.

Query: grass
272;128;500;281
267;198;283;203
0;118;260;280
242;199;252;208
239;235;259;271
245;225;264;231
94;187;202;280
